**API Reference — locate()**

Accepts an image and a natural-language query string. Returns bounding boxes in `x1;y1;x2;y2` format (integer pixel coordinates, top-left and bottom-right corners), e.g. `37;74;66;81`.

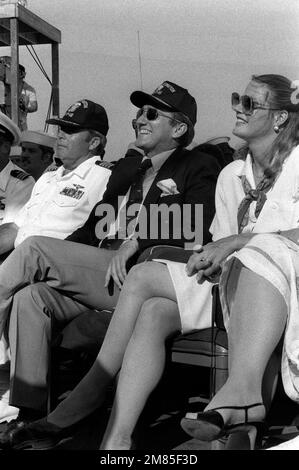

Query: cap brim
46;118;81;128
0;112;21;145
130;91;177;112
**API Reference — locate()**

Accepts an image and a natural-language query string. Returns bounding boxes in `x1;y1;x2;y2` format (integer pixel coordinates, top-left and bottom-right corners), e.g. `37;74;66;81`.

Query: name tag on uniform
59;184;85;200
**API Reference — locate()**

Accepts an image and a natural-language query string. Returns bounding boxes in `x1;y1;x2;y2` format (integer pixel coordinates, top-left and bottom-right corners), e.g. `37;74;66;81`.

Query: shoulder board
10;169;30;181
95;160;114;170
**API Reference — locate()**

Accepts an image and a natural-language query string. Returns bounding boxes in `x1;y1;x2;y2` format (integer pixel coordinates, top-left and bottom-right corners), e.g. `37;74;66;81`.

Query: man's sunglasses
136;106;181;124
231;92;279;115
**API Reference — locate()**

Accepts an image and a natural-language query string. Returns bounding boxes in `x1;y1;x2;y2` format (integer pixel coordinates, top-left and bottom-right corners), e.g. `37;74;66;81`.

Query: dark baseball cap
130;81;197;126
47;99;109;136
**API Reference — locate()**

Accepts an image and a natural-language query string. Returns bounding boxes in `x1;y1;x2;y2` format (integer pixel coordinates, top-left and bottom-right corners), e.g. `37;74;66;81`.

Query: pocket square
156;178;180;197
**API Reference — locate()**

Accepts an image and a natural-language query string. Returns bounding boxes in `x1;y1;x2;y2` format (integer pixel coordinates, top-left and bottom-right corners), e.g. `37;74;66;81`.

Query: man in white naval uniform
0;99;113;422
0;112;34;226
0;99;112;257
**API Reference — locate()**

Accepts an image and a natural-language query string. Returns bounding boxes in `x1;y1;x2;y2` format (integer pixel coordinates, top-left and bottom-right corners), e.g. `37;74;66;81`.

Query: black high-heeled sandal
180;402;265;449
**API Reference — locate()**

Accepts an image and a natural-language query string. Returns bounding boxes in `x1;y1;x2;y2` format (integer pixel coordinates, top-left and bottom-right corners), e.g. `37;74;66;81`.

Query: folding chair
171;285;228;401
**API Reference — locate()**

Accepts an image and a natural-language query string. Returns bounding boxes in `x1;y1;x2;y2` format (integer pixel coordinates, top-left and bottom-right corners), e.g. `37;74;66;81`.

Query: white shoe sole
0;401;19;423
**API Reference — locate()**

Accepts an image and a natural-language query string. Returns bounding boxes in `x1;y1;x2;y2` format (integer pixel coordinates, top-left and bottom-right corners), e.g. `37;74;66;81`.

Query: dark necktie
237;175;268;233
124;158;153;230
100;158;152;247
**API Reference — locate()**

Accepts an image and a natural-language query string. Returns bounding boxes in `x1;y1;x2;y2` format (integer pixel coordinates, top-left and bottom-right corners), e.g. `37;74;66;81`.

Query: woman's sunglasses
136;106;181;124
231;92;279;115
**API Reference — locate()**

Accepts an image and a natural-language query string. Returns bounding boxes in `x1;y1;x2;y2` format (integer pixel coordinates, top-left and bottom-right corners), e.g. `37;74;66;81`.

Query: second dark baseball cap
47;99;109;136
130;81;197;126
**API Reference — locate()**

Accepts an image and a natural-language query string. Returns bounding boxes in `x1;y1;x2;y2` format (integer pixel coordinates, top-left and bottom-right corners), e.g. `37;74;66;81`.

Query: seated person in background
0;80;221;423
10;145;62;176
204;136;235;165
8;145;23;169
0;73;296;451
195;135;235;169
10;130;56;181
0;112;34;226
0;117;34;424
18;64;38;132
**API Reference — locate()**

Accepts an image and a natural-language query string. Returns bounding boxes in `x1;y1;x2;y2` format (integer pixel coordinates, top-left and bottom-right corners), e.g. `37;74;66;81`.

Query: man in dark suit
0;81;221;417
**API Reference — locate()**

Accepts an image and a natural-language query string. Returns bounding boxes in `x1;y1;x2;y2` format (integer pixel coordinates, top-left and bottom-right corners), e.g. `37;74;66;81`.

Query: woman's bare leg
204;261;287;425
101;297;181;450
48;262;178;428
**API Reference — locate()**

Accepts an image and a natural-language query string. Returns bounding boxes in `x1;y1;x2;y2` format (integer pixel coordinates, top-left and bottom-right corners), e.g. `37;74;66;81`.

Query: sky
2;0;299;160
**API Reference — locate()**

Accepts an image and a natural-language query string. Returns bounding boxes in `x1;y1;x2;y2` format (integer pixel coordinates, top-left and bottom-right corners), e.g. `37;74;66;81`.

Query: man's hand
104;239;139;290
186;234;250;283
127;141;144;156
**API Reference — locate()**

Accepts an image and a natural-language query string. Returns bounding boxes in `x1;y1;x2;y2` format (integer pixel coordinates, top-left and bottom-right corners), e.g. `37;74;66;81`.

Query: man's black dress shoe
0;418;72;450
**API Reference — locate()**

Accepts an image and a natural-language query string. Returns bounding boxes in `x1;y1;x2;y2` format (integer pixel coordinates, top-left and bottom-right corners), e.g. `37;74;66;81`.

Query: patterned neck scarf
237;175;269;233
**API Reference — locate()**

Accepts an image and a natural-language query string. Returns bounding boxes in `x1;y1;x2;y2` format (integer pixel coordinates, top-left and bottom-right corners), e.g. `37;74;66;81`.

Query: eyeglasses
136;106;182;124
231;92;280;115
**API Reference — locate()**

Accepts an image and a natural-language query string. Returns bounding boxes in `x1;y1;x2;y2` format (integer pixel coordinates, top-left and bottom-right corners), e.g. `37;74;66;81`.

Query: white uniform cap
21;130;56;150
0;112;21;145
9;145;22;157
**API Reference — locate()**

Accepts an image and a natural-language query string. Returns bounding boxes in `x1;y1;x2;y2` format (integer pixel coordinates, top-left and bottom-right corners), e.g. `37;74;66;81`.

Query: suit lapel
104;154;143;202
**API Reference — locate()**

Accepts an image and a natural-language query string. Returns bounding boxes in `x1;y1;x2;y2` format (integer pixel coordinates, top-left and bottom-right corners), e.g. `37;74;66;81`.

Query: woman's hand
186;234;252;283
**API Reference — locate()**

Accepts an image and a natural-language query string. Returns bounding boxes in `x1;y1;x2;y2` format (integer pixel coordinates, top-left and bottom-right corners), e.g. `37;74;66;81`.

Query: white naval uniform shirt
210;145;299;240
14;155;111;246
0;160;34;225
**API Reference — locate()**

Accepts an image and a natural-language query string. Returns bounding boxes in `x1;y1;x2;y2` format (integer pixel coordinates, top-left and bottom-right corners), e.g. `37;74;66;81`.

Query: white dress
219;234;299;402
154;146;299;349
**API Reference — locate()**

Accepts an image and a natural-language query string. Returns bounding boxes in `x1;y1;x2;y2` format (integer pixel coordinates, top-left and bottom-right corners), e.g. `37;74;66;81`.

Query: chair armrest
212;285;225;329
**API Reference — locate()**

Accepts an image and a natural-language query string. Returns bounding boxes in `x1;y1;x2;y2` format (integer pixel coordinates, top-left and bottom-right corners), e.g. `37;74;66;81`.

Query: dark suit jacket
194;142;234;170
67;146;221;257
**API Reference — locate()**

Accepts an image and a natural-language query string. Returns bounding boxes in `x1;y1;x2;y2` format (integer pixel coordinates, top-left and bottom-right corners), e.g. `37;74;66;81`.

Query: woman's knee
126;262;155;290
126;261;167;294
134;298;180;336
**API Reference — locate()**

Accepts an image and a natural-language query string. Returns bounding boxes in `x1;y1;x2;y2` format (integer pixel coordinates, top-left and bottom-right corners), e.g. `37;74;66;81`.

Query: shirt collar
237;153;256;189
58;155;99;180
144;148;175;173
